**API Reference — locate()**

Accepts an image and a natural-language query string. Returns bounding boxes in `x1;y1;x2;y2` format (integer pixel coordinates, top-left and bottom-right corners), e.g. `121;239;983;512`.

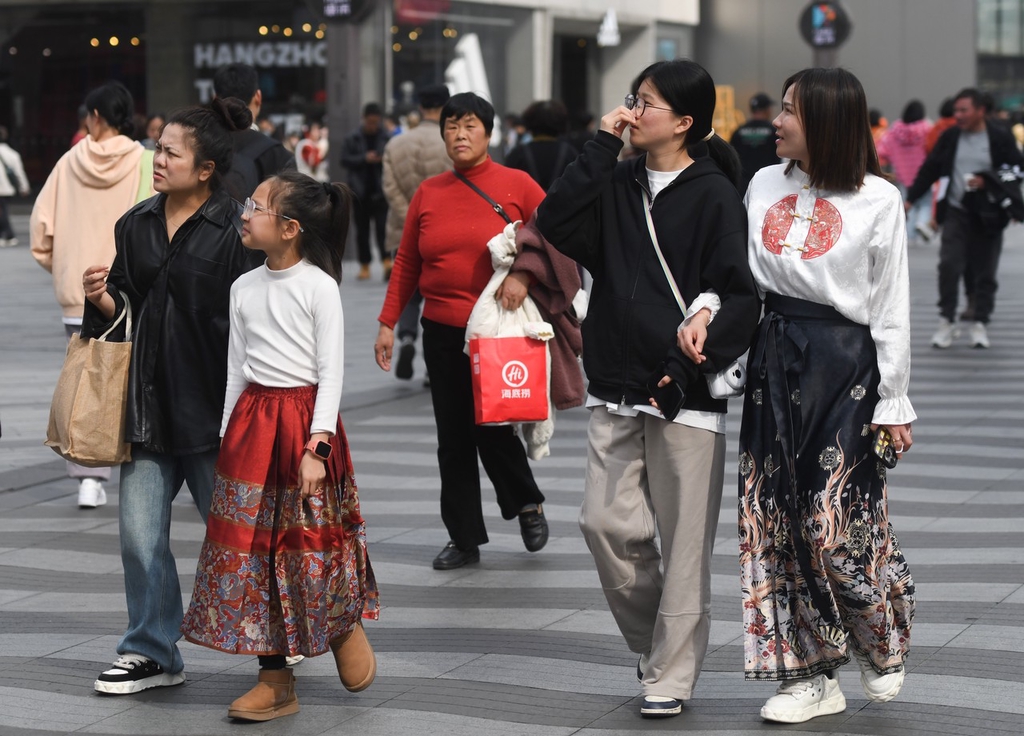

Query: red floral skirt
182;384;379;657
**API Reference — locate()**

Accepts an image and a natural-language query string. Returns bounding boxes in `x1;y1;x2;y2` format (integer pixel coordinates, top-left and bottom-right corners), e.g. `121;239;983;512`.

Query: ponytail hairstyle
631;59;742;189
266;171;353;283
165;98;252;190
83;82;137;137
782;68;882;192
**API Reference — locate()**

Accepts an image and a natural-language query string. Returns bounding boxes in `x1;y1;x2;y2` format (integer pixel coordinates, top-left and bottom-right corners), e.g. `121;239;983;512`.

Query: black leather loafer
518;505;549;552
432;541;480;570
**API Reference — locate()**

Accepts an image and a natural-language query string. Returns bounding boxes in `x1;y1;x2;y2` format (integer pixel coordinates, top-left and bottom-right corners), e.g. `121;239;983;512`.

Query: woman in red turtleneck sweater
374;92;549;571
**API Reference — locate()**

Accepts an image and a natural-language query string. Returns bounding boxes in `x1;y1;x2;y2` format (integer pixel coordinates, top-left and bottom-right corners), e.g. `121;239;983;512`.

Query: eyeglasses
624;94;675;118
241;197;303;232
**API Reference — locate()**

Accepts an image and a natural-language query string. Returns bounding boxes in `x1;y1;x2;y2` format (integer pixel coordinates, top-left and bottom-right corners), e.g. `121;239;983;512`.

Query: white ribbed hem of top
585;394;725;434
62;316;83;326
871;396;917;426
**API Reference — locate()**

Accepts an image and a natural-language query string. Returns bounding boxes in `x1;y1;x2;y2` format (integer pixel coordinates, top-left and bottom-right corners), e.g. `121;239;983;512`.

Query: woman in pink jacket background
877;100;932;245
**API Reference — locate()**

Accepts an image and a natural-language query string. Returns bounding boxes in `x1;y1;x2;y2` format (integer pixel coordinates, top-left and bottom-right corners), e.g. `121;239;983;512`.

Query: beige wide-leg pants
580;406;726;700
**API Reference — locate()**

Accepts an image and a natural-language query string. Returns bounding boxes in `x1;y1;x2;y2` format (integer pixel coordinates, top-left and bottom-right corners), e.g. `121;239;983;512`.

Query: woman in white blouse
738;67;916;725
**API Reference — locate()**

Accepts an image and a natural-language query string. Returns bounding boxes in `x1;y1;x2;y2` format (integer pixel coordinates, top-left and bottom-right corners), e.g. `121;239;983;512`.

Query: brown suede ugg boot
227;668;299;721
329;623;376;692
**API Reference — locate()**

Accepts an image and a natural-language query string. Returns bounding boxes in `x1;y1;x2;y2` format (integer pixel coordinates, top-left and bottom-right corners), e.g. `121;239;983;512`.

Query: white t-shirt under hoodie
744;163;916;426
221;258;344;437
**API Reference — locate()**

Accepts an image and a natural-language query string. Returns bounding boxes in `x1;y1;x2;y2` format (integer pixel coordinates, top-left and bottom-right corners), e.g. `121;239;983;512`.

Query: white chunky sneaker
853;651;905;703
760;674;846;723
969;322;990;349
931;318;959;349
94;654;185;694
78;478;107;508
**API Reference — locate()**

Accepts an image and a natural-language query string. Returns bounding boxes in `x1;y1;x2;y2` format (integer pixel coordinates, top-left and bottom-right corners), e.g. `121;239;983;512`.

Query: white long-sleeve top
745;164;916;426
221;258;344;437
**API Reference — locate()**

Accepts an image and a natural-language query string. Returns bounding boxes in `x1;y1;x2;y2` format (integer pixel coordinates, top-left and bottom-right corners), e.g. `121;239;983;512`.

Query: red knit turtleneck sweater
378;157;546;329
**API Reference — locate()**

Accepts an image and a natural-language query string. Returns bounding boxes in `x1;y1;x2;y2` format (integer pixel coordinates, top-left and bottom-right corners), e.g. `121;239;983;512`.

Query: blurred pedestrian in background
30;81;154;508
876;100;932;245
295;121;329;183
908;87;1024;350
504;99;576;192
731;92;781;194
213;62;295;200
381;83;452;379
343;103;390;280
70;105;89;148
142;113;165;151
0;125;29;246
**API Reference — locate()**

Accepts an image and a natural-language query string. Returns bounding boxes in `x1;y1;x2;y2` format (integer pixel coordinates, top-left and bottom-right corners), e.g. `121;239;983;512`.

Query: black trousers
354;194;388;265
938;207;1002;324
421;317;544;549
0;198;14;239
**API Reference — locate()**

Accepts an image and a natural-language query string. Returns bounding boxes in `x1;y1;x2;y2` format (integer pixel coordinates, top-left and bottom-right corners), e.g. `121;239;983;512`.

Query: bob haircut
439;92;495;137
782;67;882;192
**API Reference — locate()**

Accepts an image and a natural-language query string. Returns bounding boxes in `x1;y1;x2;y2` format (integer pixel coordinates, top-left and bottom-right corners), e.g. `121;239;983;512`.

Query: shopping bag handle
98;298;132;342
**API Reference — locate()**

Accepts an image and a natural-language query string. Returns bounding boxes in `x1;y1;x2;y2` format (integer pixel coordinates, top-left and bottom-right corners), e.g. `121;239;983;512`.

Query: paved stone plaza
1;210;1022;735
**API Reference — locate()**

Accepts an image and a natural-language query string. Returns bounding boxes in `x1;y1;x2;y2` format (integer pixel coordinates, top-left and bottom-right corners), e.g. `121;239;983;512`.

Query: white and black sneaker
94;654;185;694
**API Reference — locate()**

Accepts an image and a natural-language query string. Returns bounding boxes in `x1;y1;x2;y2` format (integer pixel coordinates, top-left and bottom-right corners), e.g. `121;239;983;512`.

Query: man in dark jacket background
730;92;780;194
342;103;390;280
213;63;295;200
907;87;1024;350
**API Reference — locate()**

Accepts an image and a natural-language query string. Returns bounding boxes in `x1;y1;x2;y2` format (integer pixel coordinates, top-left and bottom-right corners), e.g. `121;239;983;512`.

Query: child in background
182;171;379;722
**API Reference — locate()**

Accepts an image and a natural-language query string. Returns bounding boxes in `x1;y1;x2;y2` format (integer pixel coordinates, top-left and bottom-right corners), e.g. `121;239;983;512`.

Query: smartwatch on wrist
305;439;332;460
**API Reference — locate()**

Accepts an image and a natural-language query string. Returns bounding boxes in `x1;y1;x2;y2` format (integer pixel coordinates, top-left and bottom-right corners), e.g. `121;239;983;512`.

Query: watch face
314;441;331;459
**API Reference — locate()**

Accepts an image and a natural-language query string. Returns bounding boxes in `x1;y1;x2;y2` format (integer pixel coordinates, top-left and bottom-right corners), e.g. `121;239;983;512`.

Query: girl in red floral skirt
182;171;379;721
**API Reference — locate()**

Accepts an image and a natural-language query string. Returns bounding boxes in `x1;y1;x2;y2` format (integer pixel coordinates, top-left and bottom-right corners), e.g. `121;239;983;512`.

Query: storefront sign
193;41;328;102
799;2;851;48
323;0;375;23
194;42;328;69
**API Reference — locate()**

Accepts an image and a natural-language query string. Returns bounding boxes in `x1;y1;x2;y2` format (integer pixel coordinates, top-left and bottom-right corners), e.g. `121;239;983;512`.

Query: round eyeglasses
241;197;304;232
624;94;675;118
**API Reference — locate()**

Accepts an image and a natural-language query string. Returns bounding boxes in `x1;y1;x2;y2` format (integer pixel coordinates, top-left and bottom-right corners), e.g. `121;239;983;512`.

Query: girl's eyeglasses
624;94;675;118
241;197;304;232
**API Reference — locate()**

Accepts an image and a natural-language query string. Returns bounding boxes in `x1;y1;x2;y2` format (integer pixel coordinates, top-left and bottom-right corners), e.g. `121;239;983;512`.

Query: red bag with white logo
469;336;549;425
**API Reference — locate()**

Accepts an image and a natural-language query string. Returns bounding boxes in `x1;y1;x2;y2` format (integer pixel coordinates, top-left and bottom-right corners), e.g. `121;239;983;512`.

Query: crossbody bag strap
454;170;514;225
642;189;688;315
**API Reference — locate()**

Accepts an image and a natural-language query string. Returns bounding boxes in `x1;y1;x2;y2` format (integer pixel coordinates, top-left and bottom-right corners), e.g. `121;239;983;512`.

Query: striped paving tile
1;219;1024;734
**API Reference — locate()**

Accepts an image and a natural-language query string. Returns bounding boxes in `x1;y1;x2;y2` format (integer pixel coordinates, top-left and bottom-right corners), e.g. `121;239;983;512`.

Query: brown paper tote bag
45;300;133;467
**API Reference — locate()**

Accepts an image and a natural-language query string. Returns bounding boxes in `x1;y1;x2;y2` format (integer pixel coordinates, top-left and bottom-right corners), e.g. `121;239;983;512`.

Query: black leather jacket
82;189;262;455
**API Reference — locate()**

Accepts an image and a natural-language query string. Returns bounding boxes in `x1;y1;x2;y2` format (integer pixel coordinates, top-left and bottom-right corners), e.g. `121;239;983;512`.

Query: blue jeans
116;446;218;674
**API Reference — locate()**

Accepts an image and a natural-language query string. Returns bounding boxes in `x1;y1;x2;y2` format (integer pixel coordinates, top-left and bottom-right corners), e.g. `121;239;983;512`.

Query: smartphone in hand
646;375;685;422
872;426;898;468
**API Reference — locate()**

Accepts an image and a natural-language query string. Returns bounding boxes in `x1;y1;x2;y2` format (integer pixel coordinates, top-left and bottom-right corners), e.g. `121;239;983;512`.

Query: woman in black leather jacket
81;98;263;696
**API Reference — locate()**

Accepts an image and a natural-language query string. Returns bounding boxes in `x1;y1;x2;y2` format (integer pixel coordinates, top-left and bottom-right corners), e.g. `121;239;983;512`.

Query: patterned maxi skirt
182;384;379;657
738;294;914;681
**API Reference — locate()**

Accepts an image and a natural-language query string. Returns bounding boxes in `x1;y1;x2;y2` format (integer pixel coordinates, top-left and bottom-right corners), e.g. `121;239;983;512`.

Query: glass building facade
978;0;1024;108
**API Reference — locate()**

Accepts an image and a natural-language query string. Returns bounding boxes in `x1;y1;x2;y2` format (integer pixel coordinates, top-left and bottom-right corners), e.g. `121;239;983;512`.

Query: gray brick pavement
1;211;1023;735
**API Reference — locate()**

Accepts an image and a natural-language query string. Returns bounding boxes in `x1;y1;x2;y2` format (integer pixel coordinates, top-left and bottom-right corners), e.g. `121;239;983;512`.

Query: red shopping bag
469;336;549;425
